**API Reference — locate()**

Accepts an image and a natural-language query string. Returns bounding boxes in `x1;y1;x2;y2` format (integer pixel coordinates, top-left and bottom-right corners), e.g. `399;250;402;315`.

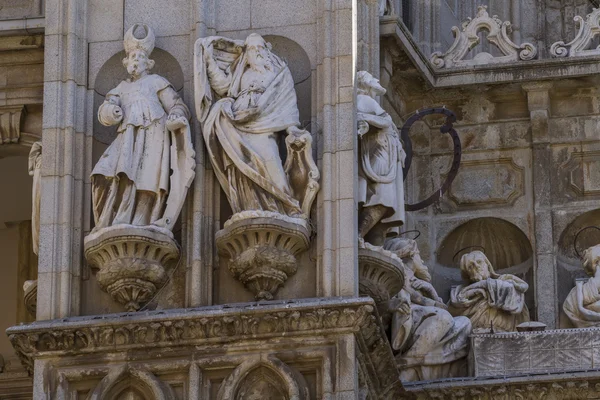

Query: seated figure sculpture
448;250;530;332
563;244;600;327
385;238;471;382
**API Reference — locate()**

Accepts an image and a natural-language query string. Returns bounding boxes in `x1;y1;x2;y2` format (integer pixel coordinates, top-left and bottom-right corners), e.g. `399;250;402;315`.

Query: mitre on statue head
123;23;155;55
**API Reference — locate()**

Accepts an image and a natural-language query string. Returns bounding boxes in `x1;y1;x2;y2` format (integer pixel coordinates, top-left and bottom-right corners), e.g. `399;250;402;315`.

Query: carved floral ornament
551;8;600;57
430;5;537;69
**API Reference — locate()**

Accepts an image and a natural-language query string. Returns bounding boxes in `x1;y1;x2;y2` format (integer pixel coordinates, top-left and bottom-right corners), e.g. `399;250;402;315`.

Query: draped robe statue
385;237;471;382
563;244;600;328
448;250;530;332
357;71;405;246
194;34;318;218
28;141;42;255
91;24;195;232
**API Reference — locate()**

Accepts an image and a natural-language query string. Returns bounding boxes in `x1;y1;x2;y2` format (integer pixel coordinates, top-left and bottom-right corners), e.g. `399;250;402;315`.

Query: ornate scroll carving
194;33;320;300
84;24;195;311
551;8;600;58
430;6;537;69
217;356;309;400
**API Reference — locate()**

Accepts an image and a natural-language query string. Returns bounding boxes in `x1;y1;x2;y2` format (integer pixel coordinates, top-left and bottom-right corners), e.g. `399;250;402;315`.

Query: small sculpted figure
92;24;195;232
357;71;405;246
28;141;42;254
448;250;530;332
385;237;471;382
563;244;600;328
195;33;318;219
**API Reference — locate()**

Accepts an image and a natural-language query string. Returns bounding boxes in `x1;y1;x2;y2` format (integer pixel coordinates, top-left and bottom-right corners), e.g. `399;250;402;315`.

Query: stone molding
7;297;406;397
407;371;600;399
551;8;600;58
430;6;537;69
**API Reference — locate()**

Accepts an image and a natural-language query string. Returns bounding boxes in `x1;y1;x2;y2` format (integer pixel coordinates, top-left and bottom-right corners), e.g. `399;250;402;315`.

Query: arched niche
87;366;175;400
434;217;534;313
556;209;600;327
217;357;309;400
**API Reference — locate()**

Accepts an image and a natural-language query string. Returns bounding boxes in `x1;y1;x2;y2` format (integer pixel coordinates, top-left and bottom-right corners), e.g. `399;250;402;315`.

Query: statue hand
357;120;369;136
167;113;187;131
234;107;259;123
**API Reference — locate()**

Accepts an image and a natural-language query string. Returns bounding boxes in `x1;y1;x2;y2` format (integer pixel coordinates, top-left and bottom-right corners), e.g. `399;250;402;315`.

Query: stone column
523;82;556;328
315;0;359;298
37;0;89;321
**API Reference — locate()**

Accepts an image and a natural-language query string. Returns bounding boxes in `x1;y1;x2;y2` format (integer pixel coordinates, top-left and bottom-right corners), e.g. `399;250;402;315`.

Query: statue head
582;244;600;277
460;250;499;283
385;237;432;282
357;71;386;97
244;33;273;71
122;24;156;77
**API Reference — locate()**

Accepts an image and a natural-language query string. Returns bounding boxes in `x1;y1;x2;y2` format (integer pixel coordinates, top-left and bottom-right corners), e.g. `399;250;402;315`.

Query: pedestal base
216;212;310;300
84;225;179;311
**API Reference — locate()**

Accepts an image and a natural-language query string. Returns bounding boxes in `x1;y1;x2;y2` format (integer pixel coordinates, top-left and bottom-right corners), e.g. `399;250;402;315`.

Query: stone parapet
471;328;600;377
7;297;407;399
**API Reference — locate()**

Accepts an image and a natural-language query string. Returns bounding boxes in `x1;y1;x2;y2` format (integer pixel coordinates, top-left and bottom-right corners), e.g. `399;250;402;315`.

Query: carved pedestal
216;212;310;300
358;243;405;328
84;225;179;311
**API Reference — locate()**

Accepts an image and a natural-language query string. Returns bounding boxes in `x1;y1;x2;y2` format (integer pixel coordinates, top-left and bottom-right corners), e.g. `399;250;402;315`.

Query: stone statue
195;33;318;218
357;71;405;247
28;141;42;255
92;24;195;232
448;250;530;332
194;33;319;300
563;244;600;328
385;237;471;382
84;24;195;311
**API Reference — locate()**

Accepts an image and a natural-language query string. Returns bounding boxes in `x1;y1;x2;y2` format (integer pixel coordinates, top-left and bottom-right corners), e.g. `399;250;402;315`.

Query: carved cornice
6;297;407;397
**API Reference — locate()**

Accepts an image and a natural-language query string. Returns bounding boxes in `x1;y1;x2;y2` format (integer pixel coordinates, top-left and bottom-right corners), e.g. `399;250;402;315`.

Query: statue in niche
92;24;195;232
357;71;405;247
563;244;600;328
84;24;194;311
385;237;471;382
448;250;530;332
194;33;319;300
195;33;318;219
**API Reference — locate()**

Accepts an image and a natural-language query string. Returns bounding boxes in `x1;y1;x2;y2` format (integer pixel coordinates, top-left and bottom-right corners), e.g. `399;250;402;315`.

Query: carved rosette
84;225;179;311
216;212;310;300
358;243;405;328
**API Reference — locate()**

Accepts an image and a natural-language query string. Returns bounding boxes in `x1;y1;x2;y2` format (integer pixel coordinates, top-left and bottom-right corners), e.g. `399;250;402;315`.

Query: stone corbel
551;8;600;57
430;5;537;69
0;105;25;145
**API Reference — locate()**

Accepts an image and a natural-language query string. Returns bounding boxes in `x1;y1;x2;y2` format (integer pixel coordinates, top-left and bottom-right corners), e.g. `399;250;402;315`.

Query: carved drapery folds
84;24;195;311
551;8;600;57
194;33;319;300
563;244;600;328
430;5;537;69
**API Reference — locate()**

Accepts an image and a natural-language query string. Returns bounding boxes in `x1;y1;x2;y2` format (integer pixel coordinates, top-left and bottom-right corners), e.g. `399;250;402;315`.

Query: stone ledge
380;16;600;88
6;296;407;398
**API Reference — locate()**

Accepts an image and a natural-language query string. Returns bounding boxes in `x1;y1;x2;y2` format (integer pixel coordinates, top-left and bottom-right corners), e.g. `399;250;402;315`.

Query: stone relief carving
430;5;537;69
84;24;195;311
551;8;600;58
563;244;600;327
385;238;471;382
0;105;25;144
194;33;319;300
217;356;309;400
448;250;530;332
87;365;175;400
24;141;41;318
357;71;405;247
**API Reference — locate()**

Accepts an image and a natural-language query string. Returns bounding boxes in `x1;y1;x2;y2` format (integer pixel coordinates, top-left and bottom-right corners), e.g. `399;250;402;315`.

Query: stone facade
3;0;600;399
